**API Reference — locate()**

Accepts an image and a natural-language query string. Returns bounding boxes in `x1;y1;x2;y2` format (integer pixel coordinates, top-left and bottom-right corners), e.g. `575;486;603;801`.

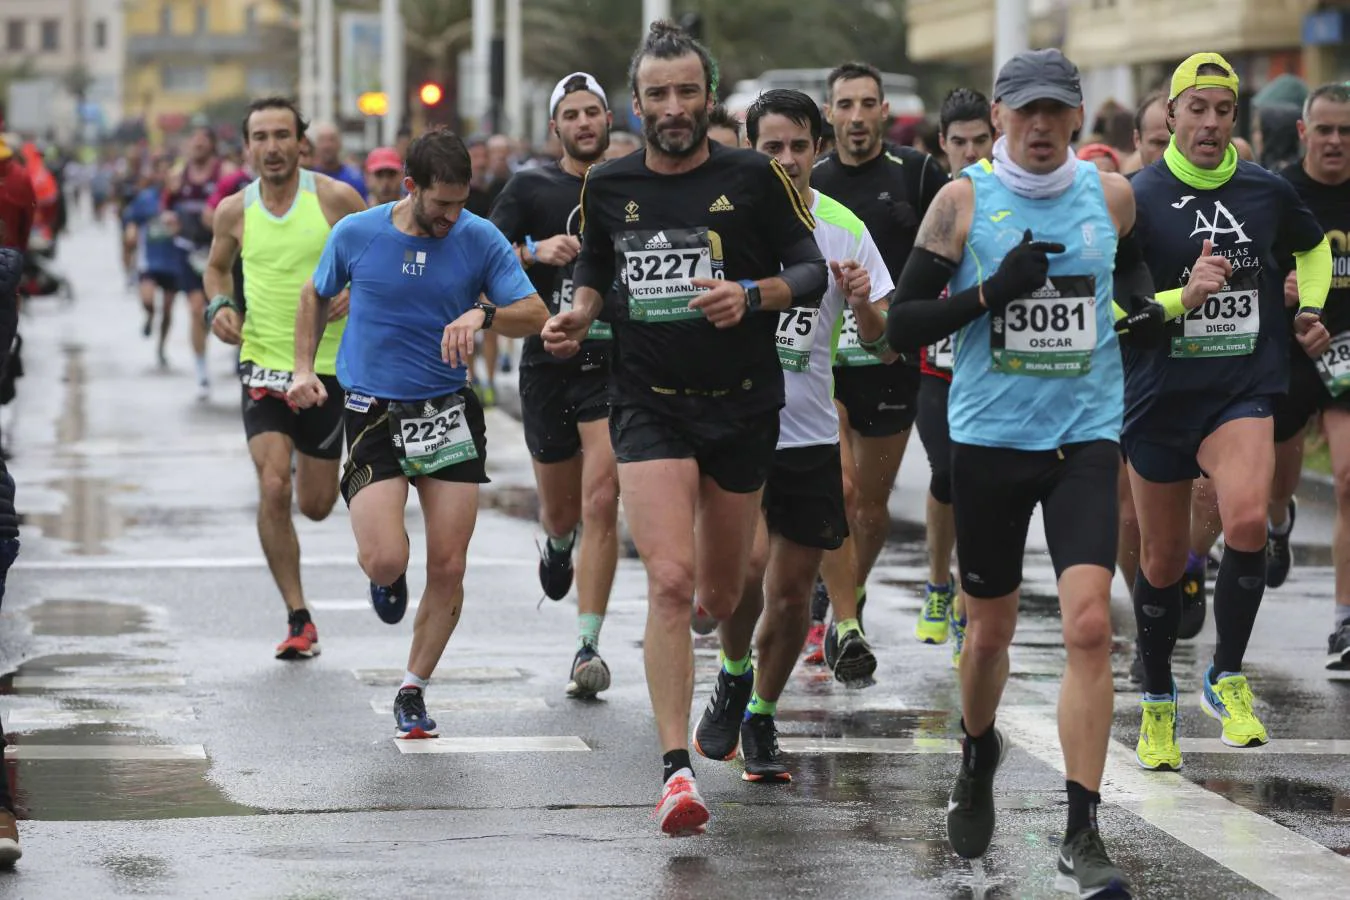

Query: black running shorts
763;443;848;550
609;404;778;494
519;364;609;464
833;363;920;437
241;374;345;460
915;374;953;504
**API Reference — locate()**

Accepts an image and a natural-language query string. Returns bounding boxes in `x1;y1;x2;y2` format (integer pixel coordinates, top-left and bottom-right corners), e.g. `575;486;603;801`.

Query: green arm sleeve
1294;236;1332;312
1112;302;1127;322
1153;288;1187;320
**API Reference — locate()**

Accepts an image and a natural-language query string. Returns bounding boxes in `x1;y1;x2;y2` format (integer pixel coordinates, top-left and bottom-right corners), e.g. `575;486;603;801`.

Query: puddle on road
26;598;150;636
9;756;258;821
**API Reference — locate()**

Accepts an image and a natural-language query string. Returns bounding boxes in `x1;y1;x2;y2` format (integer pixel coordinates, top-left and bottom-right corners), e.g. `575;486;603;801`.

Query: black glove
1114;301;1169;349
0;249;21;300
982;229;1066;311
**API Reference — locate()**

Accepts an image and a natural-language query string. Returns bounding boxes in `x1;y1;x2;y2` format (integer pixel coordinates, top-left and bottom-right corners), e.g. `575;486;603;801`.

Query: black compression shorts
834;363;920;437
915;374;953;504
763;443;848;550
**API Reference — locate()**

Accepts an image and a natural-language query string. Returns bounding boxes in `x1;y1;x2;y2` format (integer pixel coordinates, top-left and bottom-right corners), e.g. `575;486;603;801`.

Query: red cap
365;147;402;174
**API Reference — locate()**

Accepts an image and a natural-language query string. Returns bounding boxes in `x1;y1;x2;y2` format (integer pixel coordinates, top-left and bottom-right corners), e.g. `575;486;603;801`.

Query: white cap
549;72;608;117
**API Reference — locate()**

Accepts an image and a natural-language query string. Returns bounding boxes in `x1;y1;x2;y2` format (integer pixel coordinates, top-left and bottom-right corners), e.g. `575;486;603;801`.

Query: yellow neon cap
1169;52;1239;102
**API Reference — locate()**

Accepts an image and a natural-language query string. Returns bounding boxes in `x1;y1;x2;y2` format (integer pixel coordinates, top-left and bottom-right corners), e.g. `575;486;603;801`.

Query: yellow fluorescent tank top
240;169;343;375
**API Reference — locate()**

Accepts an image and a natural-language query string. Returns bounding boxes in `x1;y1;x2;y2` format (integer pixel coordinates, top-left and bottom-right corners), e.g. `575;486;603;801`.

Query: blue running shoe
370;572;409;625
394;686;439;739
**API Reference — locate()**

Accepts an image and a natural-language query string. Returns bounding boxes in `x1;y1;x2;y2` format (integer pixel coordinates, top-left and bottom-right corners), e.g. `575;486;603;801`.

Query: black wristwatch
473;301;496;330
738;279;762;313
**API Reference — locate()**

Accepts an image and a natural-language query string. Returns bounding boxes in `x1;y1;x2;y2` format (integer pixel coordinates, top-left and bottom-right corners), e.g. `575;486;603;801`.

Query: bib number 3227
390;395;478;477
617;228;717;323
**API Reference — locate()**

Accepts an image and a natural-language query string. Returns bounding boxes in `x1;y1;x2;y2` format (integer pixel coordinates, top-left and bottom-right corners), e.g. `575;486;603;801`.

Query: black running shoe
947;728;1007;859
1177;565;1207;640
809;576;830;623
538;534;575;601
393;686;439;739
370;572;409;625
1055;828;1131;898
857;589;868;633
694;667;754;761
1327;621;1350;671
741;713;791;783
1128;644;1145;684
1266;497;1296;589
831;628;878;685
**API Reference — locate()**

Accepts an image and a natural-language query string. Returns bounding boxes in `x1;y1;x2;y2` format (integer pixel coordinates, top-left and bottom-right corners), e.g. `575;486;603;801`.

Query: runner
122;155;180;368
887;48;1139;894
489;72;620;698
694;88;890;782
203;97;367;660
1267;82;1350;668
811;61;948;654
541;20;826;834
289;127;547;737
365;147;404;206
1126;54;1329;766
309;121;368;197
165;125;232;401
912;87;994;668
708;105;742;148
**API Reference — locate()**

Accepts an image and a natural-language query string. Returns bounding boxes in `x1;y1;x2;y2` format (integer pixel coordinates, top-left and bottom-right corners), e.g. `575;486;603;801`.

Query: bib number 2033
1170;270;1259;358
390;395;478;477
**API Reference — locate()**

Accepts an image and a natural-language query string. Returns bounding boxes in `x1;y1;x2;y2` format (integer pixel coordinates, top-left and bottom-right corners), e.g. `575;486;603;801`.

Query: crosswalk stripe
778;737;959;754
394;736;589;754
4;708;197;729
11;674;187;690
368;698;548;714
13;555;535;572
352;667;524;684
4;744;206;760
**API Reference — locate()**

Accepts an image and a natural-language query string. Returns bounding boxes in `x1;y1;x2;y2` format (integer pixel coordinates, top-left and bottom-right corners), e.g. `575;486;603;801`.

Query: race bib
617;228;716;322
1170;269;1260;358
239;361;292;395
776;308;820;372
556;276;611;340
389;394;478;477
1318;331;1350;397
834;307;882;367
928;335;954;372
990;275;1097;377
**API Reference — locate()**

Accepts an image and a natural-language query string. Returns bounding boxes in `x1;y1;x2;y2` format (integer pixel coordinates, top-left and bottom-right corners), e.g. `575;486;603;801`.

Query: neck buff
991;136;1078;200
1163;134;1237;190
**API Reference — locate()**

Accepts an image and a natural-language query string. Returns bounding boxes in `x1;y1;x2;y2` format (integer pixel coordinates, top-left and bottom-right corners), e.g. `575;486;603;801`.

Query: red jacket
0;157;36;252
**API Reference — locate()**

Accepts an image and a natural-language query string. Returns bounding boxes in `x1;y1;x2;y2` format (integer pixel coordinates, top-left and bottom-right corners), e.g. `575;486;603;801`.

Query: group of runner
187;19;1350;897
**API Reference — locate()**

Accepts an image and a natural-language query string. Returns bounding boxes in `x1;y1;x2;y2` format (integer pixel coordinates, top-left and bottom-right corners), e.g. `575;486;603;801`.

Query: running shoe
0;810;19;867
1054;828;1132;898
538;535;574;601
196;379;210;403
0;536;18;605
654;771;709;836
951;611;967;670
393;686;439;739
693;667;754;761
1178;563;1207;640
802;621;827;665
566;644;611;698
691;602;718;636
1200;666;1268;747
275;619;319;660
831;627;878;685
741;713;791;783
1135;691;1182;771
369;572;409;624
857;589;868;633
809;576;830;623
1327;621;1350;671
916;580;954;644
1266;497;1296;589
946;727;1008;860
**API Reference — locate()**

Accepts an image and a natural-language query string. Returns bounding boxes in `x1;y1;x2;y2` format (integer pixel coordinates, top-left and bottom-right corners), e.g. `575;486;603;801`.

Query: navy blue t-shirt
1124;158;1324;434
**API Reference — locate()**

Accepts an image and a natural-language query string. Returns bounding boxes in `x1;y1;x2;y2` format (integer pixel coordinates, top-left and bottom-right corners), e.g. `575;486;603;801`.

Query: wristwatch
473;301;496;330
738;279;762;313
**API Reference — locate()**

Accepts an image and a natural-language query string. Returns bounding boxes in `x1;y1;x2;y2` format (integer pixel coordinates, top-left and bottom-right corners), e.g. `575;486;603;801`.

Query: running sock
854;586;867;603
960;717;1000;774
1335;605;1350;630
1212;547;1266;675
287;608;311;627
928;580;953;594
548;529;577;554
577;613;604;650
401;671;429;692
836;617;862;639
1142;690;1175;703
193;354;208;384
1065;780;1101;839
1133;570;1182;697
745;693;777;718
1268;513;1293;536
1185;550;1207;575
720;651;752;677
662;749;693;784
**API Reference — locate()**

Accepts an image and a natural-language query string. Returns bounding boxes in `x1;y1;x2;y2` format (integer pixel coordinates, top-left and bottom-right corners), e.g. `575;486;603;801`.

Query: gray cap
994;48;1083;109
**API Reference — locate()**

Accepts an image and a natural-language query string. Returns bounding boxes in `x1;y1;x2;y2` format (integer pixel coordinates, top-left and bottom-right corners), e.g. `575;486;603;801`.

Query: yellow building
123;0;296;143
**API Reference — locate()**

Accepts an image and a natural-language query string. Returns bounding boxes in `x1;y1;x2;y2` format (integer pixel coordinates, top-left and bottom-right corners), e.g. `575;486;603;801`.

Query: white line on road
1180;738;1350;755
778;737;959;755
394;736;589;754
998;708;1350;898
13;555;534;572
4;707;197;729
10;674;187;690
368;698;548;715
4;744;206;761
353;667;524;684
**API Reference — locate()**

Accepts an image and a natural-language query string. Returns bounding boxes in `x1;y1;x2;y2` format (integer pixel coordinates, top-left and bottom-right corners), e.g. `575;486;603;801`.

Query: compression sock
720;651;752;677
662;749;693;783
745;693;777;718
1133;570;1182;697
1212;546;1267;674
835;617;862;639
578;613;604;650
960;718;1001;773
1065;780;1101;839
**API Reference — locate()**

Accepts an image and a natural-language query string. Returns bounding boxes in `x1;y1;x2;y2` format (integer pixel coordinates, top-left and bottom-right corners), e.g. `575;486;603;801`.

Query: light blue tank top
947;159;1123;451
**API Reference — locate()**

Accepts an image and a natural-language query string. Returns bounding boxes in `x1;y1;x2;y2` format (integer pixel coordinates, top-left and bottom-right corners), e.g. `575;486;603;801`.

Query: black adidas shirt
490;161;611;371
1282;165;1350;336
1125;158;1324;433
573;141;822;420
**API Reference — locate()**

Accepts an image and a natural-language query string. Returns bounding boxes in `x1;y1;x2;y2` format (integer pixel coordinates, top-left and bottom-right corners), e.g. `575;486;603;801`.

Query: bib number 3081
989;275;1097;377
390;395;478;476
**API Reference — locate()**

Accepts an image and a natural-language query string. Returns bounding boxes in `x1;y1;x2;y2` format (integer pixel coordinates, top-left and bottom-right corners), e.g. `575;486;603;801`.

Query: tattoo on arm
914;188;959;257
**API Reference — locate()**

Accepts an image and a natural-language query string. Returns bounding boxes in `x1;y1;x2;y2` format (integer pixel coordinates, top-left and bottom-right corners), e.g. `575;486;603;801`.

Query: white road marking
4;707;197;729
999;708;1350;898
13;555;534;572
4;744;206;760
11;674;187;690
1180;738;1350;755
352;667;524;684
394;736;589;753
778;737;959;754
368;697;548;714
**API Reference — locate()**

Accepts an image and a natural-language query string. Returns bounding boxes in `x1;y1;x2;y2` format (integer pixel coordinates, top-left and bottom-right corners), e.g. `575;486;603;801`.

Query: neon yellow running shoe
1200;666;1269;748
1135;695;1182;771
915;581;953;644
950;610;966;670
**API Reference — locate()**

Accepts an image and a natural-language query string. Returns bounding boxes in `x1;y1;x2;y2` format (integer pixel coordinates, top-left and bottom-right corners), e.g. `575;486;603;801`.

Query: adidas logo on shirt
709;194;735;213
646;231;672;249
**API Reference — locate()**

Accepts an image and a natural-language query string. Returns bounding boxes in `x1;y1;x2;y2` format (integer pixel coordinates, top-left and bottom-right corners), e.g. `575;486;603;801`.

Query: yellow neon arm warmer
1294;236;1332;312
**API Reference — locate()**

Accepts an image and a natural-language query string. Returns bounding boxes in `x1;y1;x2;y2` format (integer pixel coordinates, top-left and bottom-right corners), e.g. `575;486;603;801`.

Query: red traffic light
419;82;444;106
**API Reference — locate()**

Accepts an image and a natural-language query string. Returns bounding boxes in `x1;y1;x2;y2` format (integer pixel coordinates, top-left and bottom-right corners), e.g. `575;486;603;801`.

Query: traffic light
419;81;445;107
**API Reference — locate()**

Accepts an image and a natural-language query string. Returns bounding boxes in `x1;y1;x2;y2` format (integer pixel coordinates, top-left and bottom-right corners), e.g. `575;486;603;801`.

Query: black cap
994;48;1083;110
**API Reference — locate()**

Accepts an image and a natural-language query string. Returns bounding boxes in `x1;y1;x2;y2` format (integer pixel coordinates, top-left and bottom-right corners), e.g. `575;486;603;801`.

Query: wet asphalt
0;219;1347;899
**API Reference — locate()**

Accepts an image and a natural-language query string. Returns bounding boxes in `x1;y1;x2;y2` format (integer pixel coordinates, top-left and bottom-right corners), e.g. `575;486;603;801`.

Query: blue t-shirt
122;187;180;275
314;164;367;201
313;203;536;400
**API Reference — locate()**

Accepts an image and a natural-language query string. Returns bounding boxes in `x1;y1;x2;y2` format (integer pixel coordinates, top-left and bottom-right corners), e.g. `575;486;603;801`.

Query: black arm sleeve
885;247;984;351
1112;229;1155;314
487;174;527;242
780;234;827;309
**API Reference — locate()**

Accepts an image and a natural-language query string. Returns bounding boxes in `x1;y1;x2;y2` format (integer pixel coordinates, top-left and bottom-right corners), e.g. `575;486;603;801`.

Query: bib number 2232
390;395;478;476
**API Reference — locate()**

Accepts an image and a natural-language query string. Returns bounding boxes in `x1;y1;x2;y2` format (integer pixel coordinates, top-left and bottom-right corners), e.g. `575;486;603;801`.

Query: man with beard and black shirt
810;61;948;657
490;73;621;699
1270;83;1350;668
542;20;826;836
